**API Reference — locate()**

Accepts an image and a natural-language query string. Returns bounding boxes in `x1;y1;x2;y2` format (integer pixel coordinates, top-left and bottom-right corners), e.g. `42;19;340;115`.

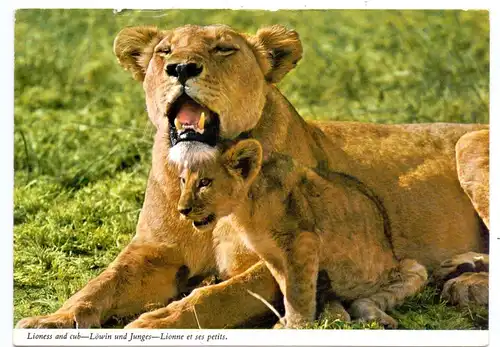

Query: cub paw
353;309;398;329
282;313;312;329
272;321;286;329
441;272;488;307
349;299;398;329
318;300;351;322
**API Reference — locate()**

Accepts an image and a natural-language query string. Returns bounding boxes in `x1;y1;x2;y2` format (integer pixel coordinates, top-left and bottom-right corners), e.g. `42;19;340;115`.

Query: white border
11;329;489;346
2;2;15;347
2;0;498;9
488;4;499;347
4;2;498;347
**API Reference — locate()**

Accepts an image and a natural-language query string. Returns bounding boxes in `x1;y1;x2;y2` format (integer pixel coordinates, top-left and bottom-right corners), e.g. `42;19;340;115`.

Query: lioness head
114;24;302;166
177;139;262;231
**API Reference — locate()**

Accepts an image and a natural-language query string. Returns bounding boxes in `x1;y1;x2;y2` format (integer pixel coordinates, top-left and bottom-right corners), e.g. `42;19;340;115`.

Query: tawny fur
177;139;428;327
455;129;490;229
17;24;489;329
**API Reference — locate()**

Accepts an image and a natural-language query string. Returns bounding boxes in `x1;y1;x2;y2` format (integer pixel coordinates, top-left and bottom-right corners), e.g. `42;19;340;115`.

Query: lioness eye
180;177;185;184
198;178;212;188
156;47;171;55
214;45;238;55
216;46;233;52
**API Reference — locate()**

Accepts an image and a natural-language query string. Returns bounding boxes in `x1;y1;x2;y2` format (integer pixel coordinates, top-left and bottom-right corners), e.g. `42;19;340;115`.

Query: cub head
114;24;302;167
177;139;263;231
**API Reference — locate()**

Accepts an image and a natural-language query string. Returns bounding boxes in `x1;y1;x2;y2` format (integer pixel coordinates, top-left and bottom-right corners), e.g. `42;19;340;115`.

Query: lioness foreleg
433;251;488;306
16;241;186;328
441;272;488;307
434;251;489;283
349;259;428;328
125;261;280;329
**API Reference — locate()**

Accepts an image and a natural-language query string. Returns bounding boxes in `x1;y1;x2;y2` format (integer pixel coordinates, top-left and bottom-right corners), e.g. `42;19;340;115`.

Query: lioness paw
125;314;189;329
16;310;100;329
125;304;198;329
434;252;489;283
125;318;158;329
16;315;72;329
441;272;488;307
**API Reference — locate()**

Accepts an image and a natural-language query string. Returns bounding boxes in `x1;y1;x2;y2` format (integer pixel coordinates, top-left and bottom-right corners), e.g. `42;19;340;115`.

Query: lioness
177;139;428;328
17;24;489;329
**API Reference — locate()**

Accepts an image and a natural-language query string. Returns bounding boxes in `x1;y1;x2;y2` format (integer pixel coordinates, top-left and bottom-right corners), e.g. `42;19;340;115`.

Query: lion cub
177;139;427;328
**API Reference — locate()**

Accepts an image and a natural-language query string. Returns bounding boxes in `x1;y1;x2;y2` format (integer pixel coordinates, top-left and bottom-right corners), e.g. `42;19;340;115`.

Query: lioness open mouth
193;214;216;229
167;94;220;148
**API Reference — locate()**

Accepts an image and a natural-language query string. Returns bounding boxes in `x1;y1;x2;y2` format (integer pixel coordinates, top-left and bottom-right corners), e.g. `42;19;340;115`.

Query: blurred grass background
13;9;489;329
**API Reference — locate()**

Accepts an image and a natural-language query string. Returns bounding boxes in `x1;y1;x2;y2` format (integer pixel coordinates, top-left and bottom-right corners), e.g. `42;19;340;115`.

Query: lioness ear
113;26;164;81
222;140;263;183
246;25;303;84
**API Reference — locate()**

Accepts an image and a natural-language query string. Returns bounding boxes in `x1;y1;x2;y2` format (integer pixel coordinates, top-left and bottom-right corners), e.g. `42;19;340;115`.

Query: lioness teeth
174;118;182;130
199;112;205;130
173;112;205;134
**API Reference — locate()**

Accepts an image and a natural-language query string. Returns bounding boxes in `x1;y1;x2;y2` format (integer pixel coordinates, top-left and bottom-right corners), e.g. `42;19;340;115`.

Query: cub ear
113;26;164;81
246;25;303;84
221;140;263;183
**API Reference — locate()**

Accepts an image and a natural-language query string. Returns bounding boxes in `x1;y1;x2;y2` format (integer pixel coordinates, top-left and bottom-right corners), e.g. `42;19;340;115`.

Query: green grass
14;9;489;329
310;287;488;330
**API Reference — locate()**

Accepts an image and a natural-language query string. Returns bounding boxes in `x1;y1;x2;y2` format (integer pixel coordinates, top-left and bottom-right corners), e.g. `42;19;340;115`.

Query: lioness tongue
176;102;209;126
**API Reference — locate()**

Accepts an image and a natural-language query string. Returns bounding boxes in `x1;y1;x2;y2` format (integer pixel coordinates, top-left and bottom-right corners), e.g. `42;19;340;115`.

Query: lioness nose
166;63;203;85
178;207;193;216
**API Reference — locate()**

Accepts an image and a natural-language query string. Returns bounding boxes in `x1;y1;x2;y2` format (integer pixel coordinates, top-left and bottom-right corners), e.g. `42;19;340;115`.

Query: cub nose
178;207;193;216
166;63;203;85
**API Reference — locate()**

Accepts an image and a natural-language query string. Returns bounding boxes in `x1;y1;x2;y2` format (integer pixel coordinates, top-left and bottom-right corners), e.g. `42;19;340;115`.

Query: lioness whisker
191;305;202;329
247;290;285;326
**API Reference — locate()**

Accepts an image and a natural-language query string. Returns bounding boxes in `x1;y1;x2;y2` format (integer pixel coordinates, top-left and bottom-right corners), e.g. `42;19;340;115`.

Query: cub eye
198;178;212;188
179;177;186;185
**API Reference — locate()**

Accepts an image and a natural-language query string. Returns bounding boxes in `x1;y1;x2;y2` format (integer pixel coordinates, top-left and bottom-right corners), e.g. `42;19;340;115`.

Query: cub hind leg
348;259;428;328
